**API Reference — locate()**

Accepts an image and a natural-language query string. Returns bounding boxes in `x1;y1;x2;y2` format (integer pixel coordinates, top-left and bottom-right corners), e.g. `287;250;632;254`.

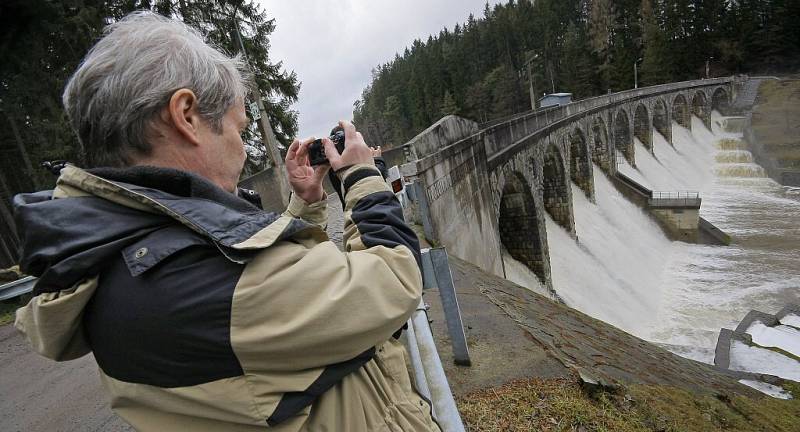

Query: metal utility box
538;92;573;108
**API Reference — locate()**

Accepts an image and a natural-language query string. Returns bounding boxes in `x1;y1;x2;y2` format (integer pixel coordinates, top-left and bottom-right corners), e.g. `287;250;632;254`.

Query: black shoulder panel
84;228;244;388
350;191;421;266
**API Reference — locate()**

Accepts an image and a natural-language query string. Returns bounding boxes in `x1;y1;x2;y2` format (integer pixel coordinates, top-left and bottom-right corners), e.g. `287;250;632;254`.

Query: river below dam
504;112;800;364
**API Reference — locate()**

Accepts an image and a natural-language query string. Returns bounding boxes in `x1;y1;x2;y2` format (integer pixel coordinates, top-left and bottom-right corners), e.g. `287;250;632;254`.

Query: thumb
322;137;342;169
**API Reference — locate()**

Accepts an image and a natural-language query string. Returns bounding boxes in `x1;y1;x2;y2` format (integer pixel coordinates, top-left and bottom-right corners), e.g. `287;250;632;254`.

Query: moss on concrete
458;376;800;431
0;301;17;326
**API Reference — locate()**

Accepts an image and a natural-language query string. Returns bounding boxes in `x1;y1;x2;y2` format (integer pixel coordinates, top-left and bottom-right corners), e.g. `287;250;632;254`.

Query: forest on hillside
353;0;800;149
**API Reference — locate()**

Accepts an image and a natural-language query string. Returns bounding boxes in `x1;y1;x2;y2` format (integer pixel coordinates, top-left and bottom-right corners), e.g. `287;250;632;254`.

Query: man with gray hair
13;11;439;431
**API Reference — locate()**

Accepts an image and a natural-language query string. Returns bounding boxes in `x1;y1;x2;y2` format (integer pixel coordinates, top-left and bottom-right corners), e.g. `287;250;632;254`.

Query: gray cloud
260;0;503;139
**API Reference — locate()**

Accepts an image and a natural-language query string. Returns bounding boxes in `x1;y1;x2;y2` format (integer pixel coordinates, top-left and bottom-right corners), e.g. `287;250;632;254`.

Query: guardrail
648;191;701;208
0;276;36;302
650;191;699;200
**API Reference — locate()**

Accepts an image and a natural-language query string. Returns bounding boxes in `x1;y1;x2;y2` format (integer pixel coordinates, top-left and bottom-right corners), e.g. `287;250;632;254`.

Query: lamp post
231;6;290;207
705;56;714;79
634;57;643;89
521;52;540;110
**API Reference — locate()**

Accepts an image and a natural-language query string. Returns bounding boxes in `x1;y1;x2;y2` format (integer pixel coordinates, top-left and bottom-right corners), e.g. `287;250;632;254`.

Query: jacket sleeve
282;192;328;230
230;164;422;371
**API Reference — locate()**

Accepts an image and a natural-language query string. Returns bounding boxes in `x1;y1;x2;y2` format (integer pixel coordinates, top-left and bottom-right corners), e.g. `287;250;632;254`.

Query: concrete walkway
0;325;131;432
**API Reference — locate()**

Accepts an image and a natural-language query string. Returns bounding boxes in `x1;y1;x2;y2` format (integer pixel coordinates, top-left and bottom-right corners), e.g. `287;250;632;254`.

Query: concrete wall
238;167;288;213
651;208;700;241
403;129;504;276
401;77;740;288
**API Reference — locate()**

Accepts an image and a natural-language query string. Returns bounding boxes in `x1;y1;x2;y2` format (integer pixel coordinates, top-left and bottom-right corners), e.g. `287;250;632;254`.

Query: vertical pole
429;248;471;366
634;62;638;89
526;62;535;110
233;12;291;207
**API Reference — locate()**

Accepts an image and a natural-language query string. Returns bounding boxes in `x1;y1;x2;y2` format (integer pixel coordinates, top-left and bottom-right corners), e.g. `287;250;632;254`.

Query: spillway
509;112;800;363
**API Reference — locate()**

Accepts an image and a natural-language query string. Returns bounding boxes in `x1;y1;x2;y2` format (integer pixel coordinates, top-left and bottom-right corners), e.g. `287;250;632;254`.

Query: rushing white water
536;112;800;363
500;247;550;297
544;174;670;331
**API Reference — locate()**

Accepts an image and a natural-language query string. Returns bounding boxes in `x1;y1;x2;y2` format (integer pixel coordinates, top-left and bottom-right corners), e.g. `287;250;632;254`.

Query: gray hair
63;11;251;167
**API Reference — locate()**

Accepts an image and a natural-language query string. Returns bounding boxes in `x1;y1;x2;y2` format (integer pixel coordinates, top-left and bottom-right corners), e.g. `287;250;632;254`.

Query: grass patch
458;376;800;431
0;301;19;326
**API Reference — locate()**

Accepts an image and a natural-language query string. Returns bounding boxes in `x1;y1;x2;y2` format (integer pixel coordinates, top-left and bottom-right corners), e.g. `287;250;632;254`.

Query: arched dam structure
397;77;743;291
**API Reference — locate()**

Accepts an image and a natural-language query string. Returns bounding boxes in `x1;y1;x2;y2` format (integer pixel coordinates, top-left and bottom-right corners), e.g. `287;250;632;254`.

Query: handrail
0;276;36;302
650;191;700;200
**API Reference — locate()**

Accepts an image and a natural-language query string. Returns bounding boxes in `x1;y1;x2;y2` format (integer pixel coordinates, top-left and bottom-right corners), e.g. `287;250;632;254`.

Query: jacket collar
14;165;319;294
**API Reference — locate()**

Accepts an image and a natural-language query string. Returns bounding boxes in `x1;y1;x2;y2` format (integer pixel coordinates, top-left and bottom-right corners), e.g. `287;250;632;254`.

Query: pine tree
440;90;460;117
639;0;672;85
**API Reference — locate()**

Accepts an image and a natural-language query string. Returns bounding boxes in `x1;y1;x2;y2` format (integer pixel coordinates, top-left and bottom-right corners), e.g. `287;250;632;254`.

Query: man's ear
168;89;203;146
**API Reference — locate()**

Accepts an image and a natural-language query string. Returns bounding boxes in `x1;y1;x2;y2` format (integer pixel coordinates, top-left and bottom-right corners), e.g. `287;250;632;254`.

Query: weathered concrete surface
429;256;763;398
0;325;132;432
404;115;480;160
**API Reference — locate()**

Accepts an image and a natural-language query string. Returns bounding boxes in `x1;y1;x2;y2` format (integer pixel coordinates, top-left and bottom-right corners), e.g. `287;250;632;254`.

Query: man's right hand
322;120;374;173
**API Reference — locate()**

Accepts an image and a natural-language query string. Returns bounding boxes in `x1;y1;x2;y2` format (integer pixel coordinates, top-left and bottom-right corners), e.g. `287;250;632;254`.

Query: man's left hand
285;137;329;203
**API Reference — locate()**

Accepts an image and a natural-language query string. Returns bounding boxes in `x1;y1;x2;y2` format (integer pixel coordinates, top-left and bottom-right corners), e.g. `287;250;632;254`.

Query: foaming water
540;112;800;364
714;163;767;178
545;173;670;332
715;150;754;163
647;114;800;360
501;247;550;298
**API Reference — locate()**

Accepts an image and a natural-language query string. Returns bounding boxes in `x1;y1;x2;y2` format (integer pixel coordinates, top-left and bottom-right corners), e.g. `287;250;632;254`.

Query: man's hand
323;120;374;173
285;137;329;203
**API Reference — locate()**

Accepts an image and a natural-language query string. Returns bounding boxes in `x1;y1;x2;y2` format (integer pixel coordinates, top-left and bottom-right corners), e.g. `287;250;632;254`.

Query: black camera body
308;130;346;166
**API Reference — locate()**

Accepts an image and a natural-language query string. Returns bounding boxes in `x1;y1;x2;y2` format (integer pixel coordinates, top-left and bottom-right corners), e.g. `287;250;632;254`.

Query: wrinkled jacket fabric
13;164;439;431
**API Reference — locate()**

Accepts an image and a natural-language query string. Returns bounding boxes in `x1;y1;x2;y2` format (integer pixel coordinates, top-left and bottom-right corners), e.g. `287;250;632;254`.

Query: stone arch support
542;143;575;233
711;87;731;116
672;93;690;129
613;108;634;166
590;116;610;173
497;170;550;284
691;90;711;129
633;103;652;152
651;97;671;144
568;127;594;198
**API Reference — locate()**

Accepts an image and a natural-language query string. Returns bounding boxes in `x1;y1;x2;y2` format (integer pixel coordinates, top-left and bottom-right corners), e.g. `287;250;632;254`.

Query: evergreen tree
440;90;460;117
639;0;672;85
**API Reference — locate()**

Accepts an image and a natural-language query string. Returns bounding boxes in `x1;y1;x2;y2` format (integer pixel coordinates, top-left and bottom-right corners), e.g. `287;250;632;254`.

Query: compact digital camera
308;129;346;166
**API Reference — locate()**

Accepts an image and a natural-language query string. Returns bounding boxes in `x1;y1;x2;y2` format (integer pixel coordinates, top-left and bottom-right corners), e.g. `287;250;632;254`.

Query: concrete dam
389;76;799;360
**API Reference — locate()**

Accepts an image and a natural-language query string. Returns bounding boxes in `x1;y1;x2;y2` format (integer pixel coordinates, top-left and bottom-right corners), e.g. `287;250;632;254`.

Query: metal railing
650;191;699;200
401;247;467;432
0;276;36;302
648;191;701;208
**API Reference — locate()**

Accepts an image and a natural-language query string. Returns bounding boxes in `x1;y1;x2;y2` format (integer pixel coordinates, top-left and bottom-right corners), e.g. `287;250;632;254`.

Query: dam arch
691;91;711;128
672;94;690;129
633;103;652;151
652;98;671;144
591;117;610;172
569;127;594;198
614;109;634;165
711;87;730;115
498;171;548;283
542;144;574;232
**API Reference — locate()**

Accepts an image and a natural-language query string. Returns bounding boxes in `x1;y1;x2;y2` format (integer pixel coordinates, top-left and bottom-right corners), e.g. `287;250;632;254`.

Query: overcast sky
261;0;504;140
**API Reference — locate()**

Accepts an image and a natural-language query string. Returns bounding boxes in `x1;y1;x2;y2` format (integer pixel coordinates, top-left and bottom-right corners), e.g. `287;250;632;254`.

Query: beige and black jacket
13;164;439;431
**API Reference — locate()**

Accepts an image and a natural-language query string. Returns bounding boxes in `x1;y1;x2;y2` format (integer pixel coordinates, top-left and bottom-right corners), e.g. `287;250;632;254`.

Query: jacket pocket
121;225;210;277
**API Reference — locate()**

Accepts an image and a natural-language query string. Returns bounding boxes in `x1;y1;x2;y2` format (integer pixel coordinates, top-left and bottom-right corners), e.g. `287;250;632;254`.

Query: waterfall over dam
506;112;800;363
